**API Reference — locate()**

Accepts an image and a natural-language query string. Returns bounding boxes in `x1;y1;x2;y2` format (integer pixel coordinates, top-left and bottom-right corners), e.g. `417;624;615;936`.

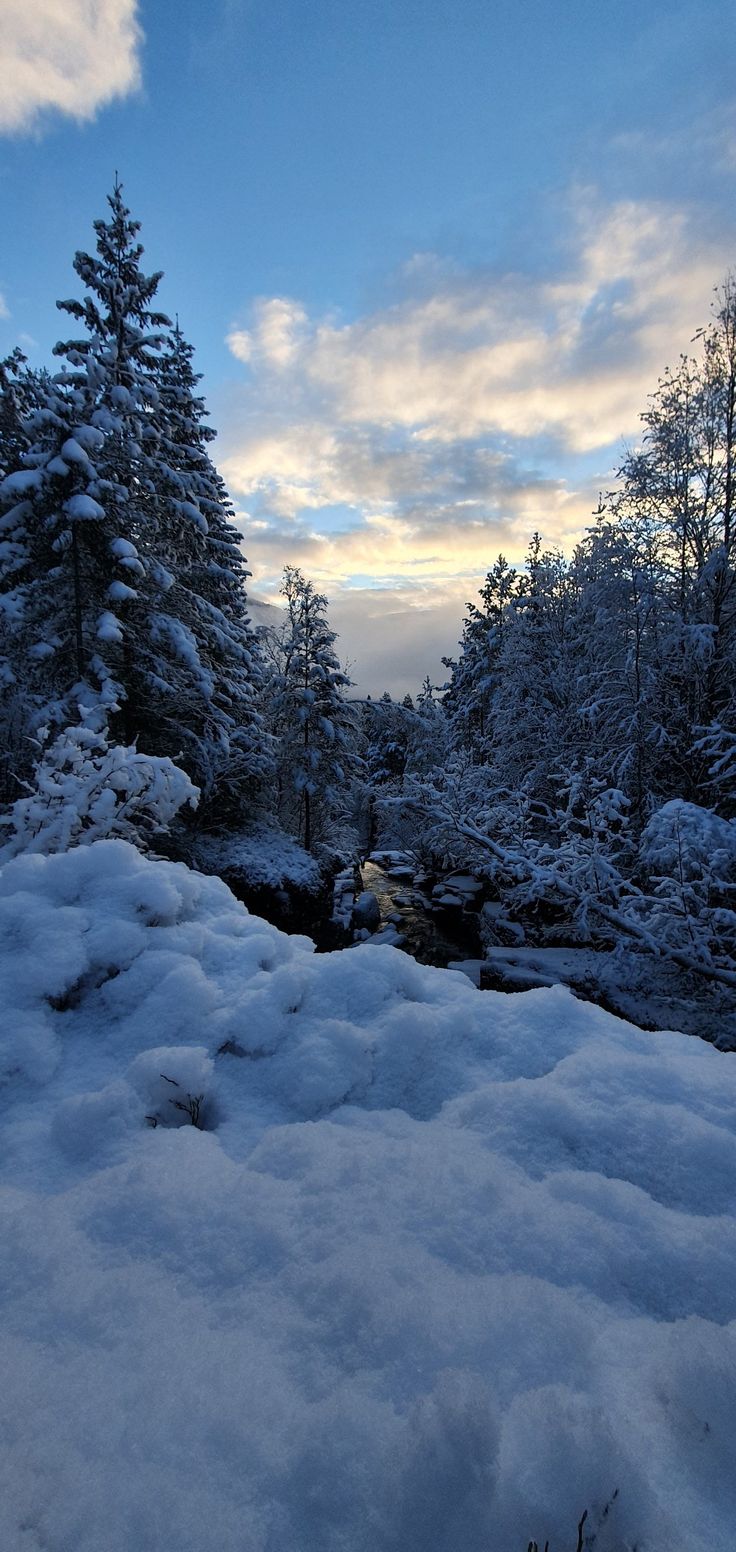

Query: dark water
359;861;480;968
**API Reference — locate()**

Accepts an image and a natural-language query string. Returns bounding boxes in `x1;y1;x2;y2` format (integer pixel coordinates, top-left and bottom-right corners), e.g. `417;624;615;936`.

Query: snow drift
1;840;735;1552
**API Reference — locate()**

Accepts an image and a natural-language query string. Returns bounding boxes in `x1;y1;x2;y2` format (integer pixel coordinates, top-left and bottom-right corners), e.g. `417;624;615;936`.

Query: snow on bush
0;724;198;859
1;840;736;1551
639;799;736;966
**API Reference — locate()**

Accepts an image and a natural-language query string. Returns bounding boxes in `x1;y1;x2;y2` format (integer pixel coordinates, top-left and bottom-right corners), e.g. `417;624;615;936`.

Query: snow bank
1;840;735;1552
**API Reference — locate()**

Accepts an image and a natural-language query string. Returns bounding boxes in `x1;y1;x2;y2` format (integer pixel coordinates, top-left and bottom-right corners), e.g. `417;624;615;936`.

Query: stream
359;859;481;968
353;863;728;1049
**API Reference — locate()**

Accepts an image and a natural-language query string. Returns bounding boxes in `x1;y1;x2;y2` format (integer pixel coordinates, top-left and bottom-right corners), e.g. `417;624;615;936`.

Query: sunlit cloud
233;473;599;593
226;298;309;368
0;0;142;134
237;474;602;696
226;196;729;463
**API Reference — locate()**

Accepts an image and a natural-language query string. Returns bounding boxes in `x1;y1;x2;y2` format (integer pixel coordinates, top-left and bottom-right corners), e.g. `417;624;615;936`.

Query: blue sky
1;0;735;693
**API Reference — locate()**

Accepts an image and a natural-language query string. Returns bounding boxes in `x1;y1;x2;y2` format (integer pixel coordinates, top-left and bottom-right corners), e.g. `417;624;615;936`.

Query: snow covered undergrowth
191;824;322;893
1;843;736;1552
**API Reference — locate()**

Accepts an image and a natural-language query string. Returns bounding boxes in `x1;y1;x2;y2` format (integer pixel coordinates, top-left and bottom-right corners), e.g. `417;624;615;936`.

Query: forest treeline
1;185;734;990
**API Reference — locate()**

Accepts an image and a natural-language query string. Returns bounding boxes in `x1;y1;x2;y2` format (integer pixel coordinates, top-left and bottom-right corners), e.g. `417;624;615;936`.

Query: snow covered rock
353;888;381;931
330;865;357;932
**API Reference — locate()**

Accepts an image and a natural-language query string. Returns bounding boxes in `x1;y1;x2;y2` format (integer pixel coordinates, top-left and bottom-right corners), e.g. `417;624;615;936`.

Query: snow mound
192;824;322;892
1;840;736;1552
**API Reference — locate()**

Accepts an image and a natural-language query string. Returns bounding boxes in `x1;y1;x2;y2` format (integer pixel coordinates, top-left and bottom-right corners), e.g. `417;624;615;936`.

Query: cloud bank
220;192;734;691
224;193;730;551
0;0;142;134
229;205;707;454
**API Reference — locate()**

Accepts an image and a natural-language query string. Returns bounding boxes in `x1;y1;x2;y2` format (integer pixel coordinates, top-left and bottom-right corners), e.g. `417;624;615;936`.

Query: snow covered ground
452;946;736;1051
1;840;736;1552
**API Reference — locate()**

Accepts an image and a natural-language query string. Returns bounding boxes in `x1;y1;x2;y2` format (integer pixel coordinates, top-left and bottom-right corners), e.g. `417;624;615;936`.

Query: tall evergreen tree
490;537;579;808
151;321;272;810
0;179;173;761
0;182;269;815
0;350;50;799
271;567;354;850
442;556;517;757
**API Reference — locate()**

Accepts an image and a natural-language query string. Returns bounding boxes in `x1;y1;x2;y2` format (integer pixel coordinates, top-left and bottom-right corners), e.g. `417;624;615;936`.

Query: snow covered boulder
353;888;381;931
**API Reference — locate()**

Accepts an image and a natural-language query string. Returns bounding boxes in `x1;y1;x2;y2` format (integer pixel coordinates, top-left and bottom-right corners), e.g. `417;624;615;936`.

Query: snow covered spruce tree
0;181;268;822
364;691;412;786
0;350;49;801
442;555;518;759
151;319;272;814
269;566;356;850
569;512;674;816
488;536;581;811
0;349;47;482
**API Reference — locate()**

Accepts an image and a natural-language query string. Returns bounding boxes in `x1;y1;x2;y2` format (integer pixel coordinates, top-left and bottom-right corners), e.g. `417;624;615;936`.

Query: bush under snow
639;799;736;966
1;840;735;1551
0;725;198;859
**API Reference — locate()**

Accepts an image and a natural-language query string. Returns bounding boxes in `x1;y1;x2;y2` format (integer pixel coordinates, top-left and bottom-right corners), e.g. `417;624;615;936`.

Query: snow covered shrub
0;725;198;859
127;1047;217;1131
694;720;736;813
527;775;635;929
638;799;736;969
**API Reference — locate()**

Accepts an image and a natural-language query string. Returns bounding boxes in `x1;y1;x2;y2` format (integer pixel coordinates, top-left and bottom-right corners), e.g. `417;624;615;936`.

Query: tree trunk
71;524;84;679
303;786;311;852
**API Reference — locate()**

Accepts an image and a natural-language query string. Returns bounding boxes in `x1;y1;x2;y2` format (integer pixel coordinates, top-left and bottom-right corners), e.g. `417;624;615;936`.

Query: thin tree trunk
303;783;311;852
71;524;84;678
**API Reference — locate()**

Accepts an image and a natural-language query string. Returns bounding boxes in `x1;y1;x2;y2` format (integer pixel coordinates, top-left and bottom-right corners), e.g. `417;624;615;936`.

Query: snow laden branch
0;725;198;859
405;780;736;989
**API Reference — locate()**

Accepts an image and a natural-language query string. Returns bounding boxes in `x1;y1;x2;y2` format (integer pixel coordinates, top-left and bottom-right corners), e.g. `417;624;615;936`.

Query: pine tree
0;179;173;763
0;350;51;799
571;514;676;813
272;567;354;850
0;349;47;480
490;537;579;809
0;181;269;818
442;556;517;757
151;320;271;812
364;691;410;786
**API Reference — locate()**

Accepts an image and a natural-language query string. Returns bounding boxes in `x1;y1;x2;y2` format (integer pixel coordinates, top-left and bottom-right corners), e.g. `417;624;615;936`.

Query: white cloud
226;330;253;364
0;0;142;134
611;104;736;180
226;298;309;369
223;196;733;540
234;474;597;592
227;199;728;455
0;293;9;320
